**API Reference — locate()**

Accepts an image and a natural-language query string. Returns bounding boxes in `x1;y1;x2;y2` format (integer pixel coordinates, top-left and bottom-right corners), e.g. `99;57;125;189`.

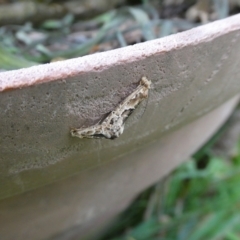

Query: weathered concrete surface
1;14;240;199
0;14;240;239
0;96;239;240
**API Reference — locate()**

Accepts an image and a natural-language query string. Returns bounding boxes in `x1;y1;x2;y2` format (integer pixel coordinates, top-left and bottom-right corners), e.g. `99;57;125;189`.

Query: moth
70;76;151;140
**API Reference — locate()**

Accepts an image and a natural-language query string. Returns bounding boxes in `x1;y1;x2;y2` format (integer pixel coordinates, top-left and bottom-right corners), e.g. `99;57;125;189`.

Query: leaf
0;45;37;70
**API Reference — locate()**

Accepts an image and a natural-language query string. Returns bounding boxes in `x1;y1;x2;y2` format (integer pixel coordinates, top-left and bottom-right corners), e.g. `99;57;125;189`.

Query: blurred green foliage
1;0;237;70
101;126;240;240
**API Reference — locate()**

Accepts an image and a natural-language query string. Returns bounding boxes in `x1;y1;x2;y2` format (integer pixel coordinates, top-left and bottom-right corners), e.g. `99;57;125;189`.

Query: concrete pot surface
0;14;240;239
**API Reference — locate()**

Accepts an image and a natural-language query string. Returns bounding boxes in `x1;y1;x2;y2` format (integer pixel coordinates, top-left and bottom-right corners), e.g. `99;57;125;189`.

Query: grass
100;111;240;240
1;0;237;70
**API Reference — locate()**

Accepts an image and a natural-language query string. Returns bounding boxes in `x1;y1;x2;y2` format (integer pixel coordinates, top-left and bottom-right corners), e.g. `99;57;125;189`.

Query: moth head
140;77;151;89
